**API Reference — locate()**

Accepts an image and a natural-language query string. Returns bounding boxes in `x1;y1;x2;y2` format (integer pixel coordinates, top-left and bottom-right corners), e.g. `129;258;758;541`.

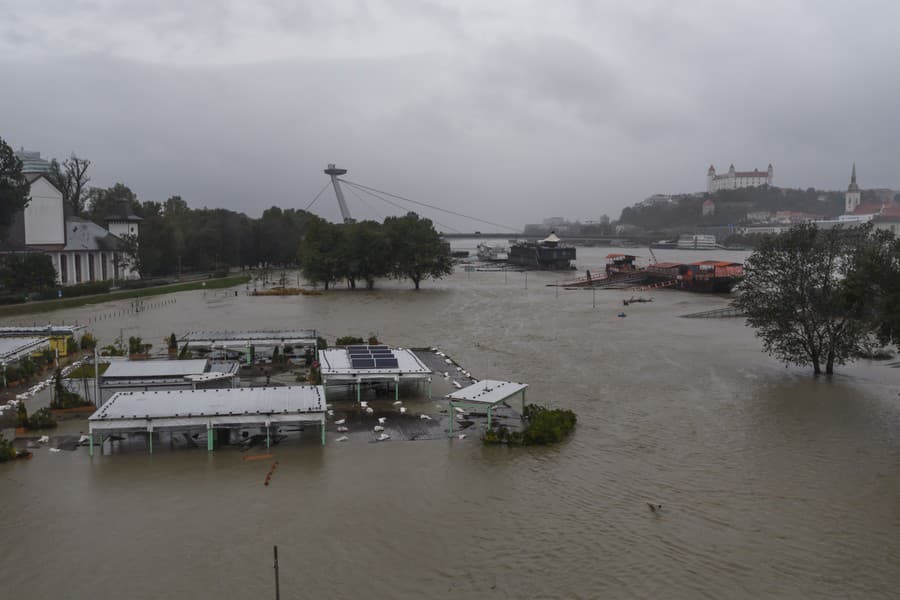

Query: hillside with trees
618;186;850;234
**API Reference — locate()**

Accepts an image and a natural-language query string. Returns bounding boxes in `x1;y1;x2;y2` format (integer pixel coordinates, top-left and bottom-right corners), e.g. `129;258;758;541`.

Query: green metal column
89;431;93;457
395;378;399;401
207;427;213;451
148;430;153;454
357;381;361;402
321;418;326;445
266;425;270;449
427;378;432;400
487;407;492;429
449;401;454;436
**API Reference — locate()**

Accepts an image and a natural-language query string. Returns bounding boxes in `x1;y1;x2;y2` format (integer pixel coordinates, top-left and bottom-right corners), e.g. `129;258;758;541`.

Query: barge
508;233;576;270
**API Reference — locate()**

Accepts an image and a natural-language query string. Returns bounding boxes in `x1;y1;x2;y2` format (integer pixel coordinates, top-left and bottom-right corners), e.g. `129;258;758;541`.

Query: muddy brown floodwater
1;246;898;599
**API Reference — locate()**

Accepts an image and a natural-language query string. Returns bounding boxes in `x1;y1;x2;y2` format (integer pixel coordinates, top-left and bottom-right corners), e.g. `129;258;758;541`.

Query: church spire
848;163;859;192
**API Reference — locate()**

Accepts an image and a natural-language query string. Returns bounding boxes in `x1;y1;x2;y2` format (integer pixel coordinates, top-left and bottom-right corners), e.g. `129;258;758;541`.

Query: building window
60;254;68;283
75;255;82;283
88;254;96;281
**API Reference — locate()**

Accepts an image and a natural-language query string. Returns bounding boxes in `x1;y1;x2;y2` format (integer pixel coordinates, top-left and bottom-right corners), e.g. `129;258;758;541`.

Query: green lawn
0;275;252;317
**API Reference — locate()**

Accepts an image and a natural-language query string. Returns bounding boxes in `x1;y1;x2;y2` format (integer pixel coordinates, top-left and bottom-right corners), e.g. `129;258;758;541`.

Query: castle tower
767;163;774;185
845;163;861;214
707;165;716;193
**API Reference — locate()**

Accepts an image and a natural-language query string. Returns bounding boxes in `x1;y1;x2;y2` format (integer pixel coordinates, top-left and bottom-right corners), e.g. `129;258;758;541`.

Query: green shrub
335;336;364;346
50;367;92;409
316;336;328;350
37;280;110;300
483;404;577;446
80;333;97;351
0;294;27;305
27;407;58;429
65;336;77;355
0;433;16;462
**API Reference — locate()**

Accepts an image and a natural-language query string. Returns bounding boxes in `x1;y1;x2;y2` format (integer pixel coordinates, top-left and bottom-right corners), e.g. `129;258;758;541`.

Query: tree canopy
0;136;30;237
735;223;896;375
48;154;91;216
300;212;452;290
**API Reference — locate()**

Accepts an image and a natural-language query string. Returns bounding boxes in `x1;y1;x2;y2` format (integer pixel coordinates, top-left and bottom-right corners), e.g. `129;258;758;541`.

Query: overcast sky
2;0;899;230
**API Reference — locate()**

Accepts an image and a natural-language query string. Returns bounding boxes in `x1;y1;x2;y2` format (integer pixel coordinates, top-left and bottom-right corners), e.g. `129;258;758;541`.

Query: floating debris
336;436;349;442
373;425;385;432
335;418;346;425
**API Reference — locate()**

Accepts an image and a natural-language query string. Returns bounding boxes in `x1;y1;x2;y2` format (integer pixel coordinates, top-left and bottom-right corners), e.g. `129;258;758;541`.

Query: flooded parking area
1;247;899;599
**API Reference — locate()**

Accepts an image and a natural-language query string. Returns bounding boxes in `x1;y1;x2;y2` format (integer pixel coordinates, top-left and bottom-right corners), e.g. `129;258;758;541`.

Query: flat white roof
447;380;528;405
0;325;84;337
318;348;432;381
89;386;325;431
103;359;210;379
180;330;317;345
0;336;49;362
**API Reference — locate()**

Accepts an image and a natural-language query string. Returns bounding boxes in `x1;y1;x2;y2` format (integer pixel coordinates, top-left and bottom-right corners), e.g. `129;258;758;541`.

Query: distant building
14;148;51;174
701;199;715;216
873;205;900;236
707;163;773;193
746;211;771;223
0;151;139;285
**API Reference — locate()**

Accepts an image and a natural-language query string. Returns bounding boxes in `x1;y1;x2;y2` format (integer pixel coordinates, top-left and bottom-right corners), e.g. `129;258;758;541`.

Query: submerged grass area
66;363;110;379
0;275;252;317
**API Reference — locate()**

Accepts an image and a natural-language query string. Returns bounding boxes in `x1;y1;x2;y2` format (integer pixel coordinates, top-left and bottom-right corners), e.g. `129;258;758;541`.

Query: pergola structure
1;336;51;386
178;329;318;363
447;380;528;436
88;385;327;455
318;346;432;401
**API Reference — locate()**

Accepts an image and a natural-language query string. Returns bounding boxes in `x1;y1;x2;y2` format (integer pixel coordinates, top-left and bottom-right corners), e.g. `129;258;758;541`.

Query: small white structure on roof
88;385;327;455
96;358;240;404
318;345;432;402
446;379;528;435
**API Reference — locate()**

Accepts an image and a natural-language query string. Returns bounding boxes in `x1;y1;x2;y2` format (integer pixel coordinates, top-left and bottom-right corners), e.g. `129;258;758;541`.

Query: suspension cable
341;180;461;233
304;182;332;212
338;178;517;232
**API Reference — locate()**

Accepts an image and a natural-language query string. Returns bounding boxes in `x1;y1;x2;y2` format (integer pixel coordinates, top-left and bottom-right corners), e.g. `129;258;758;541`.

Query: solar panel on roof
347;345;368;352
374;358;399;368
351;358;375;369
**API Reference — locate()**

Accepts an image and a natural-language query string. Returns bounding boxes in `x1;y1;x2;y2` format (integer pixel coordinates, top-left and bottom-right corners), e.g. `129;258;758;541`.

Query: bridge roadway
440;232;656;244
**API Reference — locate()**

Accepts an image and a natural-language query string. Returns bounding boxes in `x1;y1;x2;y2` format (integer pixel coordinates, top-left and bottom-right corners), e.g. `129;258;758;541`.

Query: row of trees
300;213;453;290
736;223;900;375
1;138;452;290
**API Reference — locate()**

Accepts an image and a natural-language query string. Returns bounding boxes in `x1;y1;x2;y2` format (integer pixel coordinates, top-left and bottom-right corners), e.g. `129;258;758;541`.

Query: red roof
850;203;887;215
651;261;682;268
605;253;635;259
875;205;900;221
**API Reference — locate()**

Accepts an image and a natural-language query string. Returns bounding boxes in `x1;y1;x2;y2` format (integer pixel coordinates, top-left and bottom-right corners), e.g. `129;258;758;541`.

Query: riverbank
0;274;251;317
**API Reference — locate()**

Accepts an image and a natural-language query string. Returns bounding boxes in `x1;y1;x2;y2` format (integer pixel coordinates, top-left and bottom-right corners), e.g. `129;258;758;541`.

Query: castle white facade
707;164;773;193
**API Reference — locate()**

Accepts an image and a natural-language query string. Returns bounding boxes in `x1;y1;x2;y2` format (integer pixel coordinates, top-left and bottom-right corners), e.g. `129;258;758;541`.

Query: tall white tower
845;163;861;214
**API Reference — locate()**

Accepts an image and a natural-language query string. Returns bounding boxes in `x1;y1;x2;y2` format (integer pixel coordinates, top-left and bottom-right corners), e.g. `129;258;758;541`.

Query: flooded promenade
1;246;898;599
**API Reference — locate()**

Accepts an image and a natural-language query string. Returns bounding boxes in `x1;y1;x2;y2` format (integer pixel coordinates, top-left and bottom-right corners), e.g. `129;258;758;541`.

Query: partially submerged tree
845;229;900;350
384;212;452;290
735;223;888;375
